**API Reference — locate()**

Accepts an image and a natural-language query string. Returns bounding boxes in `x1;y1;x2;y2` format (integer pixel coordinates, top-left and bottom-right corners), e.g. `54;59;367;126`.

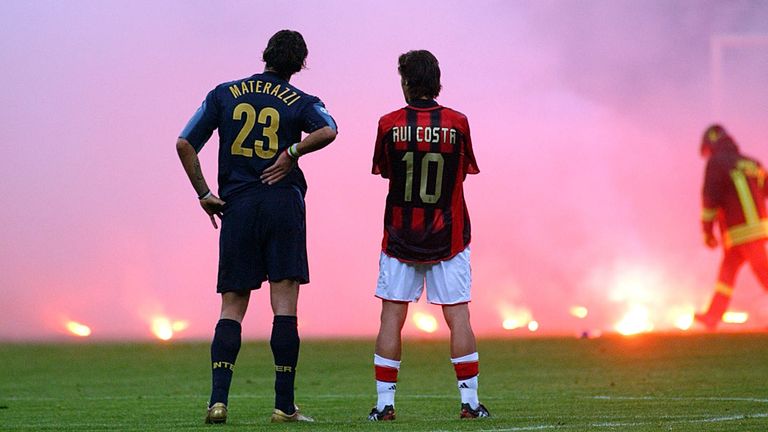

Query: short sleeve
461;116;479;176
372;117;390;177
179;89;220;153
300;98;337;133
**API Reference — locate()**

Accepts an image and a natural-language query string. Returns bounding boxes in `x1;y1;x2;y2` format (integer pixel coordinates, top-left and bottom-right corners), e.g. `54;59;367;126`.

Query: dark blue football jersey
180;71;337;199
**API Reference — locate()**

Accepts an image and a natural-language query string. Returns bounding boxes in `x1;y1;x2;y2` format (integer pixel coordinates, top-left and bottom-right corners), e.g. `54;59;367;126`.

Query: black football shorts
216;186;309;292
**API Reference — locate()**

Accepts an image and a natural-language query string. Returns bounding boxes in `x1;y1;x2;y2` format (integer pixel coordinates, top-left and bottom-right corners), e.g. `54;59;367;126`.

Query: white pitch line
468;413;768;432
591;395;768;403
475;426;560;432
588;412;768;428
434;426;560;432
699;413;768;423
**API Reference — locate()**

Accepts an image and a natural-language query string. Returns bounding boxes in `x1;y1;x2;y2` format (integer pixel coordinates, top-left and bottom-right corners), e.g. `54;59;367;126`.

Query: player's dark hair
398;50;442;100
262;30;308;79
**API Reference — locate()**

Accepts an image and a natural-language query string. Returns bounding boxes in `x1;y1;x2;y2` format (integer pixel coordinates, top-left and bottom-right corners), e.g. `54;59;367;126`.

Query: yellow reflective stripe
701;208;719;222
730;169;760;225
715;282;734;297
723;220;768;248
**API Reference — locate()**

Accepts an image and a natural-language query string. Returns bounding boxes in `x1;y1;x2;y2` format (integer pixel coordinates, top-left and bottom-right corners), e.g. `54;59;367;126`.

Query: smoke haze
1;0;767;340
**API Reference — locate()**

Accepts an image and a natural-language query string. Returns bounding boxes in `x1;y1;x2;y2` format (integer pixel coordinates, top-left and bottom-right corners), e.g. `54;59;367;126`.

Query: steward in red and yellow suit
696;124;768;329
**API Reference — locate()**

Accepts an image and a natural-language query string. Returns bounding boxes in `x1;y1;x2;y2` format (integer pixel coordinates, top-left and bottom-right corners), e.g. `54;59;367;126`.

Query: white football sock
457;375;479;408
452;352;480;409
374;354;400;411
376;380;397;411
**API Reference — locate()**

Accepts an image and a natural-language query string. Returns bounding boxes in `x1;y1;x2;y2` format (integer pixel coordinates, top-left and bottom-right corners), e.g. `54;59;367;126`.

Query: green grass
1;334;767;431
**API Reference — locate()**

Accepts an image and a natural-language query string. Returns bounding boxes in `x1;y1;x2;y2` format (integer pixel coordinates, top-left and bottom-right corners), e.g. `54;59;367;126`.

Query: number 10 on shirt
401;152;444;204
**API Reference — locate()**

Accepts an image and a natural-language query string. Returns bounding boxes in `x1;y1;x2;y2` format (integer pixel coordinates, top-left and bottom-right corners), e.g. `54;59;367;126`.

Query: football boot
368;405;396;421
270;405;315;422
205;402;227;424
460;403;490;419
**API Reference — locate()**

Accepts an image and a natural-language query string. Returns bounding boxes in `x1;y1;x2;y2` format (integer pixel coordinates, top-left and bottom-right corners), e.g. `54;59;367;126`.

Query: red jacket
701;136;768;248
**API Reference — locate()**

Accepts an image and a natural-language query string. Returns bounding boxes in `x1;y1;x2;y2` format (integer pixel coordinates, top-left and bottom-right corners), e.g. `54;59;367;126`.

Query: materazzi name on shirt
227;80;301;106
392;126;457;144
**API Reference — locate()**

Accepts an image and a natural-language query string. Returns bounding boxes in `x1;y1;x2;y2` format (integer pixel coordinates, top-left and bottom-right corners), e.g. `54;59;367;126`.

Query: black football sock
270;315;300;415
209;318;242;407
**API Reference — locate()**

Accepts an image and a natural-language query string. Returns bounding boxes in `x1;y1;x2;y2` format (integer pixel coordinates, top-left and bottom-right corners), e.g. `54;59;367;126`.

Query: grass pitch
1;334;767;431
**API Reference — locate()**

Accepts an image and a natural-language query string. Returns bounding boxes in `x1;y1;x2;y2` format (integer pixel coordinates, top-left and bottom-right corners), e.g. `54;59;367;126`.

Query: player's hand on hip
261;150;296;185
200;195;225;229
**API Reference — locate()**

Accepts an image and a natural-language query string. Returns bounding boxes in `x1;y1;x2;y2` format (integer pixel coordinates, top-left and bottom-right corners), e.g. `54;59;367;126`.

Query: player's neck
264;67;292;82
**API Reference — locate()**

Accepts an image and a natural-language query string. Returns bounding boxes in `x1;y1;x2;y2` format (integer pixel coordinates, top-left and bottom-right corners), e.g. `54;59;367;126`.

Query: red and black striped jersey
372;99;479;263
702;148;768;248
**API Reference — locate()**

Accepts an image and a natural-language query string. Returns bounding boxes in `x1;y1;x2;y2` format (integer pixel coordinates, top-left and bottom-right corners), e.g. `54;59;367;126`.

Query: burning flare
172;320;190;332
501;307;533;330
150;316;189;341
674;313;694;331
570;306;589;319
614;305;654;336
65;321;92;337
722;311;748;324
412;312;438;333
527;320;540;332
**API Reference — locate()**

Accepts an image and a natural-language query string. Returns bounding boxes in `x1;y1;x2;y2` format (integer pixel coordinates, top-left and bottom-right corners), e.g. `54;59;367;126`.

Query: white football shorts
375;247;471;305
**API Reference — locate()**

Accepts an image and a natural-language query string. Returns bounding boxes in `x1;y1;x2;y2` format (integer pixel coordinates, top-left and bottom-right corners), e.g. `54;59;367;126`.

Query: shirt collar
408;99;439;109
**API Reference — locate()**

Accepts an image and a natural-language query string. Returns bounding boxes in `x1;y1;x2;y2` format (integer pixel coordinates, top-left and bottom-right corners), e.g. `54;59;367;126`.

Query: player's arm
372;117;390;178
289;125;338;157
260;127;337;185
460;115;479;179
176;138;225;229
701;160;721;249
177;92;225;229
261;100;338;185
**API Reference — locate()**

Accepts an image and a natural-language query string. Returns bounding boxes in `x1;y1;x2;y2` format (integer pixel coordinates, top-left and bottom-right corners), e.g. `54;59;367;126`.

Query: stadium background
1;0;768;341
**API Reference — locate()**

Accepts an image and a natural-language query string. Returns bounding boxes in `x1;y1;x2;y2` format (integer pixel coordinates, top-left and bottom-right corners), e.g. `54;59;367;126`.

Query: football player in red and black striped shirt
368;50;488;421
696;125;768;329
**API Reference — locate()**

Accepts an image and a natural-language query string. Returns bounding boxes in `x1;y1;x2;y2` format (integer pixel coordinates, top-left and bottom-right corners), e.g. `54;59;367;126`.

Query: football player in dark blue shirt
176;30;337;424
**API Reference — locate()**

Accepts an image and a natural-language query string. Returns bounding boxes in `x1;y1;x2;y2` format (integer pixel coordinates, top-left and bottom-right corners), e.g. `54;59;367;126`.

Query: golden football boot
205;402;228;424
270;405;315;423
